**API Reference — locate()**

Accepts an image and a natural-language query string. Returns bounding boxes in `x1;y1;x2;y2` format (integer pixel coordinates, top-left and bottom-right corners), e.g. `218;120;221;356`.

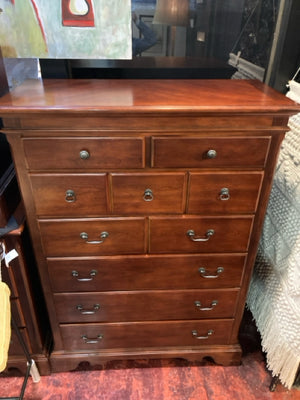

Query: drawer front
188;172;264;214
111;172;186;214
39;218;146;256
152;136;271;168
47;254;246;292
30;174;108;217
60;319;234;350
23;137;145;170
150;216;253;253
54;289;239;323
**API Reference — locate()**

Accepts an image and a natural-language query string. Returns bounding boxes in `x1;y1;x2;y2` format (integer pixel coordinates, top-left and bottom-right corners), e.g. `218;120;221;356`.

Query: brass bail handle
80;231;109;244
187;229;214;242
198;267;224;279
72;270;98;282
194;300;218;311
76;304;100;315
192;329;214;340
81;334;103;344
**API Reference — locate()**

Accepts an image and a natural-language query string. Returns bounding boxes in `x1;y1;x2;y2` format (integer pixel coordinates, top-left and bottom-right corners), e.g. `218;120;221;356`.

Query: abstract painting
0;0;132;59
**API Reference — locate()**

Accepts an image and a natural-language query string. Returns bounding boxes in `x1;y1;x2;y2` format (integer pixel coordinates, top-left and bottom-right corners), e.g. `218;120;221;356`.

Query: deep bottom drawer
60;320;233;350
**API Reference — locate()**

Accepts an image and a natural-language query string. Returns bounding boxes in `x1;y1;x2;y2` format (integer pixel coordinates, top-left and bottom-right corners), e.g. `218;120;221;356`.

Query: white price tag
0;241;6;262
5;249;19;268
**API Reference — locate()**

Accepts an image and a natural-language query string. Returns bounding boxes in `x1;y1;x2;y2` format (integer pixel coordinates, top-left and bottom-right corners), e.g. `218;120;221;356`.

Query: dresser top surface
0;79;298;115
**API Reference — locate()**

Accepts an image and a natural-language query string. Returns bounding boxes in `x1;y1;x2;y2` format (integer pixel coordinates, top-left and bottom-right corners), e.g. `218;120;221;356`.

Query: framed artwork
0;0;132;59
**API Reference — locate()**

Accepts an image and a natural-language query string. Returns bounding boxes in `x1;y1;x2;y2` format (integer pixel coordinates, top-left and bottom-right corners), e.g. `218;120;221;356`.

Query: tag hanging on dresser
286;66;300;104
0;241;11;372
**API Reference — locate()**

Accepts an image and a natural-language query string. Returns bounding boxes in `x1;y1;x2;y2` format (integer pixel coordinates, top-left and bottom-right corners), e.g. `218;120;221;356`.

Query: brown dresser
1;204;51;375
0;79;298;372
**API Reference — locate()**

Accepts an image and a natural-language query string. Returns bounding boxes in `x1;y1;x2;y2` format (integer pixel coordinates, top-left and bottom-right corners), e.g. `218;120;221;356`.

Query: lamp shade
153;0;189;27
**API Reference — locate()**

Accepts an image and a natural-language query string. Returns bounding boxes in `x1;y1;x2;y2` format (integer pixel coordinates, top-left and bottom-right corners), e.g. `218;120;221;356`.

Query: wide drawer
60;319;234;350
30;173;108;217
23;137;145;170
151;136;271;168
188;171;264;214
54;289;239;323
47;254;247;292
149;216;253;253
111;172;186;214
39;218;146;256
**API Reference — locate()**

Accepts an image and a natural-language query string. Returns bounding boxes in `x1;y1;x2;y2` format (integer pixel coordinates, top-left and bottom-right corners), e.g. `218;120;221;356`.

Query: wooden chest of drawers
0;204;51;375
0;79;298;372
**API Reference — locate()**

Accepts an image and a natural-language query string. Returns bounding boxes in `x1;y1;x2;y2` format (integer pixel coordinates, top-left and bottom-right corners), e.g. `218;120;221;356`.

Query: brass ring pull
198;267;224;279
76;304;100;315
81;334;103;344
79;150;90;160
187;229;214;242
65;189;76;203
143;188;154;202
219;188;230;201
72;270;98;282
80;231;109;244
194;300;218;311
206;149;217;159
192;329;214;340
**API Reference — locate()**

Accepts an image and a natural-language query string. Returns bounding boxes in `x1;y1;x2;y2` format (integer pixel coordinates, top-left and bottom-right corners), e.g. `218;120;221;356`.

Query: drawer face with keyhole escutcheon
111;172;187;215
188;171;264;214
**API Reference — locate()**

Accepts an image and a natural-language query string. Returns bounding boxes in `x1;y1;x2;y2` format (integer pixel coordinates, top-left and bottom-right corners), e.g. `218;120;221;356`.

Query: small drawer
149;216;253;253
111;172;186;214
39;218;146;257
54;289;239;323
60;319;234;350
30;173;108;217
23;137;145;170
188;172;264;214
47;254;246;292
151;136;271;168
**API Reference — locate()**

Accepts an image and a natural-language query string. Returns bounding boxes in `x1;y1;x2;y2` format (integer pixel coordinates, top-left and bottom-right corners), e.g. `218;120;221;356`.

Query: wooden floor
0;352;299;400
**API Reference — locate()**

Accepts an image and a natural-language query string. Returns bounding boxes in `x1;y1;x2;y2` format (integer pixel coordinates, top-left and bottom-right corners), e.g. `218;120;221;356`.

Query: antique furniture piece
0;129;50;375
0;203;51;376
0;79;298;372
